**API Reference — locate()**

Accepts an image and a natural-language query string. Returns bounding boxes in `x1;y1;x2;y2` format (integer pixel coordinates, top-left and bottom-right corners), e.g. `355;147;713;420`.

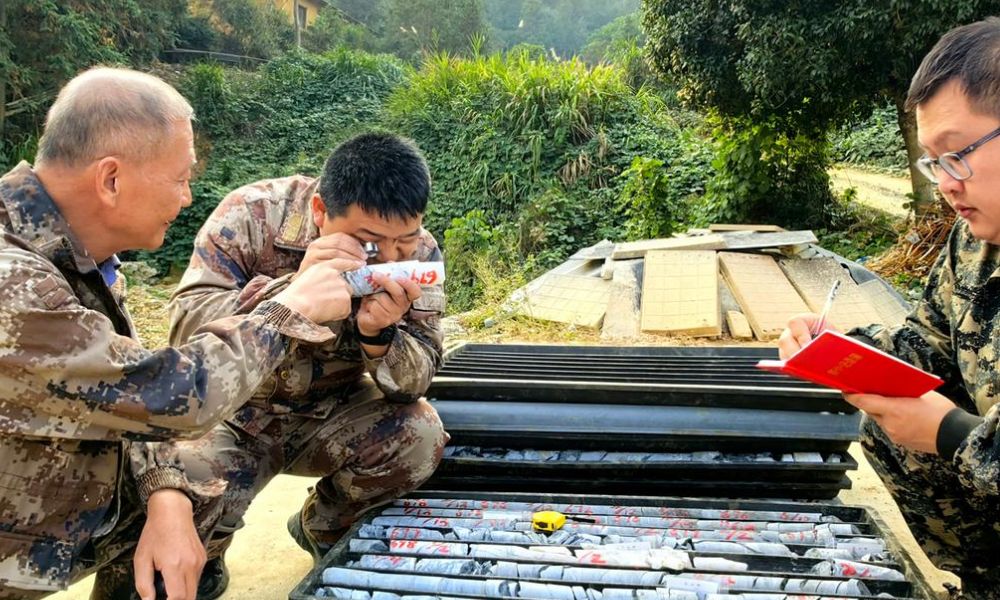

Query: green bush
385;49;702;262
137;50;409;272
815;187;898;262
135;46;718;315
830;104;908;174
618;130;713;239
0;135;39;173
704;116;834;228
443;209;517;311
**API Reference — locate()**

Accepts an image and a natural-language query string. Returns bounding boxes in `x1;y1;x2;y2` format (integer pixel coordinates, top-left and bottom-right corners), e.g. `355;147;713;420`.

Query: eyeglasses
916;125;1000;183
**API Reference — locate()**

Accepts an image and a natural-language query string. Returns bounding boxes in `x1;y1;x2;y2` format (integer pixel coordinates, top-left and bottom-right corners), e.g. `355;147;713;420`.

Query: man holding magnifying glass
162;132;448;596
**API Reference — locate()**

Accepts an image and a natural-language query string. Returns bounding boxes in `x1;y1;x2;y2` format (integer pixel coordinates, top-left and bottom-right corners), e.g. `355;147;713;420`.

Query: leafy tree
579;12;658;90
203;0;294;59
643;0;1000;214
1;0;187;168
486;0;639;58
331;0;388;34
302;8;377;54
383;0;486;58
580;13;645;64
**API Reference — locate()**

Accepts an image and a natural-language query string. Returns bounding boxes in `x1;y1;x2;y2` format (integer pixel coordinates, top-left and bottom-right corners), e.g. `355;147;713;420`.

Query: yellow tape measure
531;510;597;533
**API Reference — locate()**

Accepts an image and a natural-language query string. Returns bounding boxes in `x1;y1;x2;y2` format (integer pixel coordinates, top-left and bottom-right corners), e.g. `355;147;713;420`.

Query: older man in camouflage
167;132;448;593
0;68;357;600
781;20;1000;599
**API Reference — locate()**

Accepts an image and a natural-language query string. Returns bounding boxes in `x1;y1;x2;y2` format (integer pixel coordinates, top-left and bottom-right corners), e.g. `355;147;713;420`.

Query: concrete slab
721;230;818;250
726;310;754;340
599;256;614;280
601;259;642;340
507;257;603;311
719;252;811;341
709;223;786;232
640;250;720;337
859;279;912;326
611;235;726;259
518;274;611;328
570;239;615;260
718;278;741;337
780;257;885;331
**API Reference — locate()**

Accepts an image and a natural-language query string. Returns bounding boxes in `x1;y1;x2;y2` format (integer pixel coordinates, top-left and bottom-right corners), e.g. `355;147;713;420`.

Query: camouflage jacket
0;163;332;591
853;220;1000;498
167;175;445;435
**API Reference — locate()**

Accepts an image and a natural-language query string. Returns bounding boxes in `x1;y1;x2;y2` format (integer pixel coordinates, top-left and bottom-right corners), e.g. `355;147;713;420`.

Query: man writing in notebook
780;19;1000;599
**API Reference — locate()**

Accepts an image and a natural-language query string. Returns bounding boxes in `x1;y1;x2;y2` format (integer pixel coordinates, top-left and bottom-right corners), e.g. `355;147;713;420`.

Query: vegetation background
3;0;992;318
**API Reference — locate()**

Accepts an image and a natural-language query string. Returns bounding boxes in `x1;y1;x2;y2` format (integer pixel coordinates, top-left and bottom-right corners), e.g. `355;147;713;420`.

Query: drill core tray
290;492;933;600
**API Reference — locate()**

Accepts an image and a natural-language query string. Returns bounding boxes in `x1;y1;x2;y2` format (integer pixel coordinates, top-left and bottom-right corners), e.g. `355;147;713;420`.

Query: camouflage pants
860;415;1000;599
175;380;447;554
0;470;223;600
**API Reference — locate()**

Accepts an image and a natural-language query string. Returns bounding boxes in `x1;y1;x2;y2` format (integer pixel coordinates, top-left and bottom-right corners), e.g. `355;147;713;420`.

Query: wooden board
518;274;611;329
721;230;818;250
640;250;720;337
779;258;884;331
710;224;786;233
858;279;911;327
601;259;642;340
611;235;726;260
718;252;811;341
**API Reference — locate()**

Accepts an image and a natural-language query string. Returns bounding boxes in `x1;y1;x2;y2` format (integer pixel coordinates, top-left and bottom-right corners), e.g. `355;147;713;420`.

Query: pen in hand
811;280;841;337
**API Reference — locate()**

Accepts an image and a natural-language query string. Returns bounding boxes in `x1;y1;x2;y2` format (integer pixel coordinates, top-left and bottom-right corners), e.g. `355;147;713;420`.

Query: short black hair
907;18;1000;115
318;132;430;220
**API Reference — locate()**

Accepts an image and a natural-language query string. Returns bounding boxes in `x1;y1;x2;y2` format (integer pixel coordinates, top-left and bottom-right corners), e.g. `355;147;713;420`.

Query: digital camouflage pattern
167;175;447;544
853;219;1000;596
0;163;333;594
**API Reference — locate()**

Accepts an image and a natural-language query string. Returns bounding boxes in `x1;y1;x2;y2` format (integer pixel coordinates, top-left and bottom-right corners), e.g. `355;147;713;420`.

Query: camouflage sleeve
129;441;227;509
952;404;1000;497
168;192;291;346
362;247;446;402
852;223;1000;497
0;248;333;442
850;227;961;383
363;287;445;402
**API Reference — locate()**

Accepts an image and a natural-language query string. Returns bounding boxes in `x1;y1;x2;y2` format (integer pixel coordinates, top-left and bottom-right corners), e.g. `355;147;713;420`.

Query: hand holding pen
810;280;842;338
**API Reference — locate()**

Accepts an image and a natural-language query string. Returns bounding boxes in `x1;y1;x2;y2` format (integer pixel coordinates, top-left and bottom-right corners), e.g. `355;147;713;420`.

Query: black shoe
89;563;142;600
196;556;229;600
287;510;331;562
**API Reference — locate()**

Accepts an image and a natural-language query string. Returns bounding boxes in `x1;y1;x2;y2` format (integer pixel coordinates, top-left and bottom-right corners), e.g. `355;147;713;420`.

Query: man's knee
395;399;448;479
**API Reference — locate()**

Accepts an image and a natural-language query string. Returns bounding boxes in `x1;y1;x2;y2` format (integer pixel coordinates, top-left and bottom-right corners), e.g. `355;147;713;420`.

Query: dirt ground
829;166;912;218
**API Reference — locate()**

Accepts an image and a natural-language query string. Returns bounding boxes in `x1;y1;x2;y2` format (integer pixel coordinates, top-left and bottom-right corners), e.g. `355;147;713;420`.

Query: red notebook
756;330;943;397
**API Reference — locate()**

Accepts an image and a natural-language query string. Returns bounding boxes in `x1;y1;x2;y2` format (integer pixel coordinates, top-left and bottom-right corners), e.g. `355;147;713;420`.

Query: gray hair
907;18;1000;116
35;67;194;168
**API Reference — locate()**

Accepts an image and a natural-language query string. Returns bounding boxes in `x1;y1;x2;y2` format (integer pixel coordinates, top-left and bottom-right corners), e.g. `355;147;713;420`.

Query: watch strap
355;323;397;345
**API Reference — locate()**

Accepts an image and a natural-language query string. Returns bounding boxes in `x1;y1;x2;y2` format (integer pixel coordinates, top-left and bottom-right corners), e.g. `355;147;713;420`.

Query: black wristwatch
355;323;397;346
